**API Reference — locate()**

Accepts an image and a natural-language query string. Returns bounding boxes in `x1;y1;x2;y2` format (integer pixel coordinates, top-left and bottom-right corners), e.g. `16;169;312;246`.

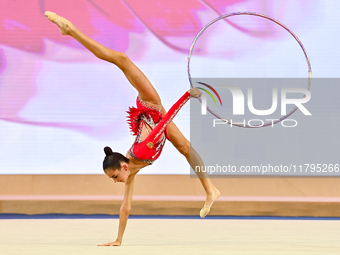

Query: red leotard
127;91;191;164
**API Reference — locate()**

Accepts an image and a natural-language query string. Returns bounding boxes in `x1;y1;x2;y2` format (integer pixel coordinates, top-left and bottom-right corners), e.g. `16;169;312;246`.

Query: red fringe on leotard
126;107;162;136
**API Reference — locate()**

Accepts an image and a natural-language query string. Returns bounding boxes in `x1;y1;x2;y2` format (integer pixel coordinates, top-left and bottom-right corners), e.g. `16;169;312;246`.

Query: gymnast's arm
116;173;136;244
98;172;137;246
143;90;194;145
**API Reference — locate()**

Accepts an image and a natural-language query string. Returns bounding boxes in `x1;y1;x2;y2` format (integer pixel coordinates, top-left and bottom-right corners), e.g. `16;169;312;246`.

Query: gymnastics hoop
187;12;312;128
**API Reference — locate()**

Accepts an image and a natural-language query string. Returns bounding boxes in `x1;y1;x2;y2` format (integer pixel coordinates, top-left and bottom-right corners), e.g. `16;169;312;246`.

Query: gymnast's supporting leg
164;116;220;218
190;146;220;216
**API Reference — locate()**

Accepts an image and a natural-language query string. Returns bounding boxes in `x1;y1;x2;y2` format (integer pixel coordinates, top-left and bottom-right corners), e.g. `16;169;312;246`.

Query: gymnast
45;11;220;246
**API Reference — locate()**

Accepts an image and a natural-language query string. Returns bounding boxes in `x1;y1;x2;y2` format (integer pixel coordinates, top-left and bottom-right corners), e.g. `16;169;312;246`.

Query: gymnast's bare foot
200;188;220;218
44;11;74;35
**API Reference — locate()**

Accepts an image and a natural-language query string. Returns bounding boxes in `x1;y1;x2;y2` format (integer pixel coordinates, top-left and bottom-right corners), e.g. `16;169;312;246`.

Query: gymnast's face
105;163;130;183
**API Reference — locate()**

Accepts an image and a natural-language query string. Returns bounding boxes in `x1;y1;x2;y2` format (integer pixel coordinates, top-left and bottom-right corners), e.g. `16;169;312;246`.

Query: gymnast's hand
188;87;202;98
97;240;121;246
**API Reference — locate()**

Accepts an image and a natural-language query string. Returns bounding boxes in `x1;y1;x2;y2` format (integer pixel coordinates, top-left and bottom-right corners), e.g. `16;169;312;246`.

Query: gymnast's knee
175;140;190;157
107;51;128;68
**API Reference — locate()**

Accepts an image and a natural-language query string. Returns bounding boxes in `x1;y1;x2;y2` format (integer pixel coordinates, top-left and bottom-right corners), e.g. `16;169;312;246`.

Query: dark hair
103;146;130;171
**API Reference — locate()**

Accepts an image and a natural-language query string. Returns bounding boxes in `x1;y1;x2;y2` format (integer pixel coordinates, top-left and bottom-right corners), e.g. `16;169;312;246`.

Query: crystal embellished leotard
127;91;191;164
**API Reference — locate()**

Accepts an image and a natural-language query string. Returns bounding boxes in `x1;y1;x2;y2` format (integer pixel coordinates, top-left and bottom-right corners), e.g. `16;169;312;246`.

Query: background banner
0;0;339;174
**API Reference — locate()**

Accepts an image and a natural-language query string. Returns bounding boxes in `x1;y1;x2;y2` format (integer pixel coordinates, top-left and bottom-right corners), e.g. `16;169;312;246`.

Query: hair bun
104;146;113;156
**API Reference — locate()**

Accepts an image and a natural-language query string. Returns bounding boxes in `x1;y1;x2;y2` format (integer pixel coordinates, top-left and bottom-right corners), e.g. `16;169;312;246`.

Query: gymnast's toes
45;11;58;23
200;206;210;218
44;11;72;35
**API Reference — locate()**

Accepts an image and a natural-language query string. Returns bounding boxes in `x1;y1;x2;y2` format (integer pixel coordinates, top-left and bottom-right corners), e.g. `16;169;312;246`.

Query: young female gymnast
45;11;220;246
